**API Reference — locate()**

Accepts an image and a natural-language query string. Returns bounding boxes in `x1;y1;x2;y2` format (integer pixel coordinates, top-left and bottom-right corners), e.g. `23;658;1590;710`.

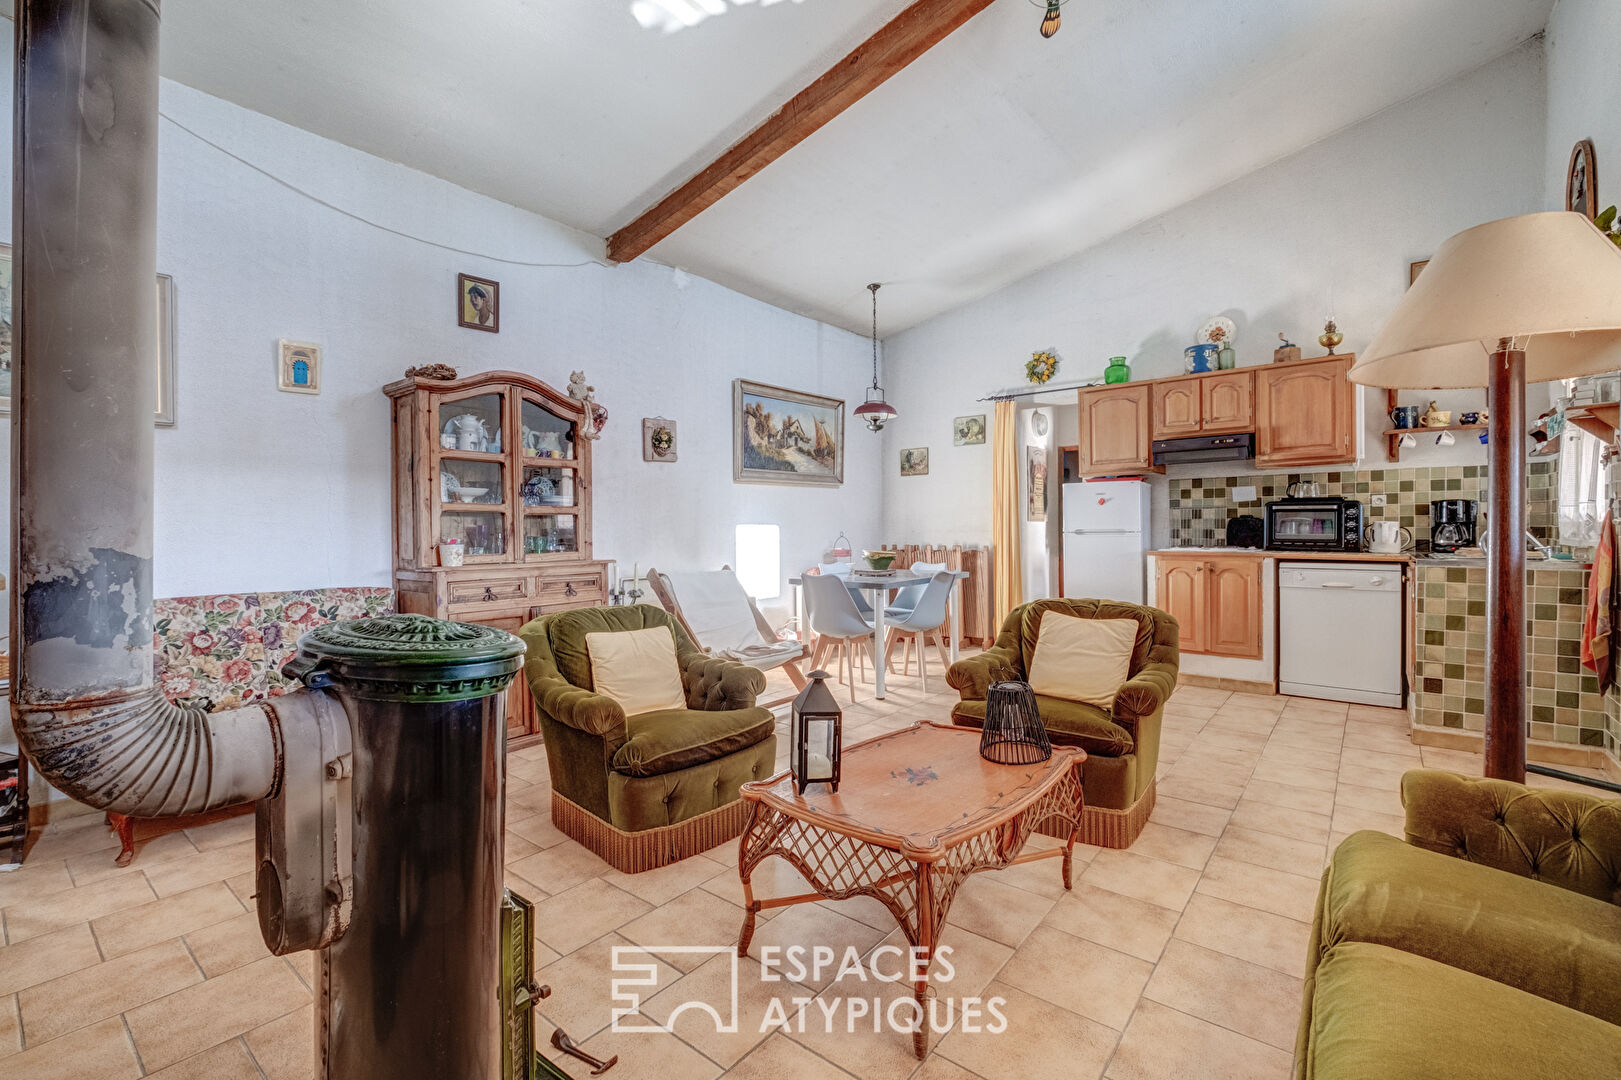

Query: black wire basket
979;680;1053;765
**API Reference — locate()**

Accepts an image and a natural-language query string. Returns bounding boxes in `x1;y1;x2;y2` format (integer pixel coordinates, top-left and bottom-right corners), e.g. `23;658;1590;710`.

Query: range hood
1152;433;1255;465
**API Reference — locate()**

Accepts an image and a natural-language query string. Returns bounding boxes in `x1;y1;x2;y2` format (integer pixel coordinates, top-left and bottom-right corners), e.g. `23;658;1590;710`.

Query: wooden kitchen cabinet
1151;371;1253;438
1151;378;1203;437
1155;558;1206;654
1154;555;1261;658
1206;557;1263;658
1255;356;1355;467
1077;384;1162;477
1201;371;1255;433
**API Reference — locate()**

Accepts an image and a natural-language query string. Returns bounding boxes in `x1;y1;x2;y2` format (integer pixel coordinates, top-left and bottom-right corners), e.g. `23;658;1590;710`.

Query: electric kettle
1363;520;1413;554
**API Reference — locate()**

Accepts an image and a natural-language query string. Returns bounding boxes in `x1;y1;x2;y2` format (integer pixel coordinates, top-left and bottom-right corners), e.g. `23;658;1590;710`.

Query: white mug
1364;520;1413;554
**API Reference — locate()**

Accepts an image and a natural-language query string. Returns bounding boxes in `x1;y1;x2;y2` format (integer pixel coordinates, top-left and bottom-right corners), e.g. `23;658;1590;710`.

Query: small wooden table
736;722;1085;1059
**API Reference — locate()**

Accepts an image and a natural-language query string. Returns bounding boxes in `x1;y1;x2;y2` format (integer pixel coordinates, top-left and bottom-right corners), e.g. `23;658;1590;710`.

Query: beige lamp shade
1349;211;1621;389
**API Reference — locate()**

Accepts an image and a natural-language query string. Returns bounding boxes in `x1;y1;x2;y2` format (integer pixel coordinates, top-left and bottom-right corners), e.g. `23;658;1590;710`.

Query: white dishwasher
1278;562;1404;707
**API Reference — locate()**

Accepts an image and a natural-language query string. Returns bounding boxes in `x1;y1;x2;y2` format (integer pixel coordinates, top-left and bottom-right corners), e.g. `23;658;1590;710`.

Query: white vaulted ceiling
160;0;1551;334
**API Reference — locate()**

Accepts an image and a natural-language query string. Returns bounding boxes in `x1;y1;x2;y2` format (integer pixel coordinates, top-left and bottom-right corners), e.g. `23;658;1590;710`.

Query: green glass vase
1104;356;1130;384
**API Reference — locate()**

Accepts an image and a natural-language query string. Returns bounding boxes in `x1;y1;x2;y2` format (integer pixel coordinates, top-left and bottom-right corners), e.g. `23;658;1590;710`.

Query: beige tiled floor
0;666;1602;1080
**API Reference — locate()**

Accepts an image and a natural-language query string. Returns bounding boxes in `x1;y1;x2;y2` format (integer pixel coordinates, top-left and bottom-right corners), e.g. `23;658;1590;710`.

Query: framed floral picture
733;379;843;486
643;417;677;462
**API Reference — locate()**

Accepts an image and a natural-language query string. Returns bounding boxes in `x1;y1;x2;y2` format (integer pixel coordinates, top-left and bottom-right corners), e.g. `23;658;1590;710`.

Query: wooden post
1484;345;1526;782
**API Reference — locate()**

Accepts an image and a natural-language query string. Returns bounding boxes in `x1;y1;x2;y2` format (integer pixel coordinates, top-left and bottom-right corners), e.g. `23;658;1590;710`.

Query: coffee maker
1430;499;1478;552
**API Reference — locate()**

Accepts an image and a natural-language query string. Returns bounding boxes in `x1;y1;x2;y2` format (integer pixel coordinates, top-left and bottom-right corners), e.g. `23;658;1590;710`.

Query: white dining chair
881;571;954;691
803;572;877;701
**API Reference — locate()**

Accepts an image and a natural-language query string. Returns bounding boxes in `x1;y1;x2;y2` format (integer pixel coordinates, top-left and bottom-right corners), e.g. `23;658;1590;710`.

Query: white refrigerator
1061;479;1151;604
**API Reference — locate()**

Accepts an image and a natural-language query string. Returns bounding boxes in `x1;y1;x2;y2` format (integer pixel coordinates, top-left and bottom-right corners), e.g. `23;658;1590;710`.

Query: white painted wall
879;41;1549;568
1545;0;1621;211
0;61;882;636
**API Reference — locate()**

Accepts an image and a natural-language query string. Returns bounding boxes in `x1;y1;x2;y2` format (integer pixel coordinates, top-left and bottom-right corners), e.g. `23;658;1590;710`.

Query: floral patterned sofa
152;586;394;711
105;586;394;865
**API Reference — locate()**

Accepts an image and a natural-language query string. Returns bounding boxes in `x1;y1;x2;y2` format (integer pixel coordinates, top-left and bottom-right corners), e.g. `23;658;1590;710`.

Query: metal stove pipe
9;0;278;814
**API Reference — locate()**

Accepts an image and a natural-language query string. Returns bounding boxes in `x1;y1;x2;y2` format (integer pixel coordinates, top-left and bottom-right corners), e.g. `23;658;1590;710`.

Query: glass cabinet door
523;514;578;556
435;390;509;561
438;392;505;454
520;397;575;462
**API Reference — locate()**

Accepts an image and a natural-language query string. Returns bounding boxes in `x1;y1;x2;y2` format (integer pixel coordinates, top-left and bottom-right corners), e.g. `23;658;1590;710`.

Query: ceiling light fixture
1030;0;1069;38
853;283;897;433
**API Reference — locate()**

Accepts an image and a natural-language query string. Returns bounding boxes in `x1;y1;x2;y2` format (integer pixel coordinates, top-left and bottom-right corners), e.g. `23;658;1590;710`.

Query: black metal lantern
791;670;842;794
980;680;1053;765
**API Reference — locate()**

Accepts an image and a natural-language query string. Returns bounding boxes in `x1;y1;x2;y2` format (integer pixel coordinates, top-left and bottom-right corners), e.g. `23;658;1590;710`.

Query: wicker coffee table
735;721;1085;1059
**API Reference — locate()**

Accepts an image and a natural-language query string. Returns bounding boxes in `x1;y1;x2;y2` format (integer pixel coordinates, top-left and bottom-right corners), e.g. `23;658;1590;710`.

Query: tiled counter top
1414;561;1608;750
1149;548;1414;564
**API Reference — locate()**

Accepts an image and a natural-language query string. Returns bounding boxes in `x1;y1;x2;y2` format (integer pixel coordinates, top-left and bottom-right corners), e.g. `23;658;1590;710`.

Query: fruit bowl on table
862;550;899;571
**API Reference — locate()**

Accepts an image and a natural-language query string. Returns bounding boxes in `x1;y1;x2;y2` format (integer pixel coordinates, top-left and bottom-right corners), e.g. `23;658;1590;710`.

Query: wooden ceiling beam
606;0;997;264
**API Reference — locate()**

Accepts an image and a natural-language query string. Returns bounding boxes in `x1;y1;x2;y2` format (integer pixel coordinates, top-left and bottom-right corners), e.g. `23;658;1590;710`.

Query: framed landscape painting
733;379;843;486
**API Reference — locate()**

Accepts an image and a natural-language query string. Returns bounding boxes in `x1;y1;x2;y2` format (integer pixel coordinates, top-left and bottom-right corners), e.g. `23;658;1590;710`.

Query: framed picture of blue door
277;339;322;395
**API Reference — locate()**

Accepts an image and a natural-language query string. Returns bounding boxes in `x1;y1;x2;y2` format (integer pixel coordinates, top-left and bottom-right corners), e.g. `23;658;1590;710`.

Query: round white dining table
786;569;969;699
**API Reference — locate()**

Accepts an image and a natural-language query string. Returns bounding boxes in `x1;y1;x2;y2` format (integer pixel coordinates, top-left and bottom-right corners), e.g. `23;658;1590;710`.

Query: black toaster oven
1264;497;1363;552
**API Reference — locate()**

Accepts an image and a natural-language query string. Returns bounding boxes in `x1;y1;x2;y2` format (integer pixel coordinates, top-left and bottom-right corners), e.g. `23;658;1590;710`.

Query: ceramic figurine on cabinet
1419;401;1451;428
568;370;609;440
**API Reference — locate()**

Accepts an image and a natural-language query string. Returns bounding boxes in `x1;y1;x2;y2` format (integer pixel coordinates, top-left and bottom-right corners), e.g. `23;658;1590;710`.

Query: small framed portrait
277;340;322;394
458;273;499;332
953;414;986;445
1408;260;1428;288
900;447;929;476
643;417;677;462
1567;139;1598;221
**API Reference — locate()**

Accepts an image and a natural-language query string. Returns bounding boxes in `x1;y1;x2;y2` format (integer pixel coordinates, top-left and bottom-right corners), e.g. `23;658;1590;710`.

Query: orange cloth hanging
1581;512;1614;690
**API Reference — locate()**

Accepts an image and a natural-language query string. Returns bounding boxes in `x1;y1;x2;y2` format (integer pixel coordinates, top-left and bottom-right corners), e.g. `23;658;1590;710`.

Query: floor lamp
1349;212;1621;781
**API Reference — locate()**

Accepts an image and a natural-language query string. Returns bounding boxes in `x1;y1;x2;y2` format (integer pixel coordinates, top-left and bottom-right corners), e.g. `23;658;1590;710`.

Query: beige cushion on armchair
1025;610;1137;708
585;625;687;716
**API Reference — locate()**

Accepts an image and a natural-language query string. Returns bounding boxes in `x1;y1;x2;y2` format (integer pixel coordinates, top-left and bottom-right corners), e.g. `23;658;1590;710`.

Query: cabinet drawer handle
564;582;577;598
482;586;498;602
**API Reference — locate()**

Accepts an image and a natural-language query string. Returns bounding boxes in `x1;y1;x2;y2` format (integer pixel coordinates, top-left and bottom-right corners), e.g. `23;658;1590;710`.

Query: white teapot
445;413;488;451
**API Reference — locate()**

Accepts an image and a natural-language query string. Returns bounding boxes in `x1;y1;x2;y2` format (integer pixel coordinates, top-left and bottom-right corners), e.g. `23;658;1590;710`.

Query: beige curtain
991;398;1023;630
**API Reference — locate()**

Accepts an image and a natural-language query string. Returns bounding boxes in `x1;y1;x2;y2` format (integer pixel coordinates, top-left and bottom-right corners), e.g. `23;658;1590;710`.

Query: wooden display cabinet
385;370;610;746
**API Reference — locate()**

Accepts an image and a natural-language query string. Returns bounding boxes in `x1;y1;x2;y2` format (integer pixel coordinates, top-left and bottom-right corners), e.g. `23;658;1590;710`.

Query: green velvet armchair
946;598;1179;847
519;605;777;873
1295;770;1621;1079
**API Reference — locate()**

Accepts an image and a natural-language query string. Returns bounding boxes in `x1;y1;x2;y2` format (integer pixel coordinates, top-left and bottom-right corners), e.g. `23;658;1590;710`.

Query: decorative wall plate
1197;316;1236;346
1031;412;1049;437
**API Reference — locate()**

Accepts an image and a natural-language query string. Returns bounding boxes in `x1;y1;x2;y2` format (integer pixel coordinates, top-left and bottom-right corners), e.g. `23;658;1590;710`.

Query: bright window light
631;0;805;35
735;524;781;600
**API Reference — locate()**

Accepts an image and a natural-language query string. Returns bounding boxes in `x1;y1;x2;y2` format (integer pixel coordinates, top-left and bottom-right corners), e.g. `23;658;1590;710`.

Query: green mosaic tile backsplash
1413;564;1604;747
1168;461;1557;550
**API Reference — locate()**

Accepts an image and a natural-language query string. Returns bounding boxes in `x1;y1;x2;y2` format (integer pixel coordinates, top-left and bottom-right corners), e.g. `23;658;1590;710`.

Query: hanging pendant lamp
853;282;897;433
